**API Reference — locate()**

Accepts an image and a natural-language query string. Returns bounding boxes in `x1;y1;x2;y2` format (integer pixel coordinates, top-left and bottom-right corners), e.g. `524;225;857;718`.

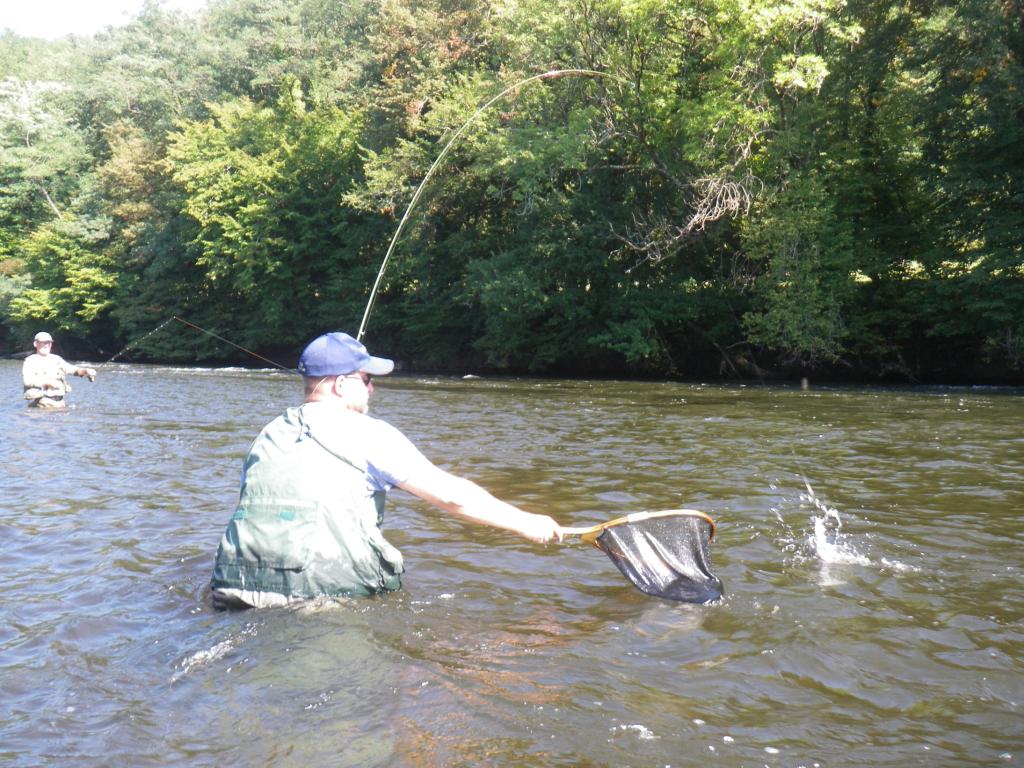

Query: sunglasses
343;372;372;386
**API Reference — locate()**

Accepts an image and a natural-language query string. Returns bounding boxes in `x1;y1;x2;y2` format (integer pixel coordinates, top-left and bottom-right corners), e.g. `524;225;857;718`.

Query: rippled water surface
1;359;1021;767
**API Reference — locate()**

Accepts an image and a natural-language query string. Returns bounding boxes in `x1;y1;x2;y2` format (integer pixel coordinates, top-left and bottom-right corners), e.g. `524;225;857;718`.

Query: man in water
211;331;563;609
22;331;97;408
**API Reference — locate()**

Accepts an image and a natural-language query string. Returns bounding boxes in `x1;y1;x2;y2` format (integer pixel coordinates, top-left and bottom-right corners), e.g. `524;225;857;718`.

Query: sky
3;0;210;40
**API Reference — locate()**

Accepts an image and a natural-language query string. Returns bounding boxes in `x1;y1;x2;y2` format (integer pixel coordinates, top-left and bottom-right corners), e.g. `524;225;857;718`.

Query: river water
0;359;1021;767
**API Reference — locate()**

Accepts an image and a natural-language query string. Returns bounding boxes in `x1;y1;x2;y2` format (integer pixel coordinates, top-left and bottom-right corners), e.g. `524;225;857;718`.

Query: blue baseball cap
297;332;394;377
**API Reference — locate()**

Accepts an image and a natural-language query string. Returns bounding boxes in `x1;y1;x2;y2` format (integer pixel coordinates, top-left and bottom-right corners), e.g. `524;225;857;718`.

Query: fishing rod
102;70;612;364
356;67;611;342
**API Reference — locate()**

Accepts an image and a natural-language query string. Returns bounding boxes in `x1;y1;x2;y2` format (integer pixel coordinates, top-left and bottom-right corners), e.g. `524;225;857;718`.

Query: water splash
775;475;919;575
802;479;868;569
613;723;658;740
800;479;870;566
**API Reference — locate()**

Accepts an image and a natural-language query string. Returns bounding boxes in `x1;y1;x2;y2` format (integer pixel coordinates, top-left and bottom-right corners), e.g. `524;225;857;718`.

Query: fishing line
100;316;176;365
170;316;293;371
98;315;292;370
356;68;611;341
100;71;612;364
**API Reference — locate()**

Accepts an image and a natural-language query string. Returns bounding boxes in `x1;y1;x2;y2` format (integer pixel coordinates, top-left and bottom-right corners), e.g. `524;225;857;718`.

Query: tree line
1;0;1021;381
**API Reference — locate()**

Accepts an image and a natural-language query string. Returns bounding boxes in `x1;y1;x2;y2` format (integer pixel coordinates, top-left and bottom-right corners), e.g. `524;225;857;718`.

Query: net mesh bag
592;514;723;603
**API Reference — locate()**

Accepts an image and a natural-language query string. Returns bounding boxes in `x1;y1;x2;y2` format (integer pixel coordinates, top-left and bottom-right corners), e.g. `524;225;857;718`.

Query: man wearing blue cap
211;331;563;608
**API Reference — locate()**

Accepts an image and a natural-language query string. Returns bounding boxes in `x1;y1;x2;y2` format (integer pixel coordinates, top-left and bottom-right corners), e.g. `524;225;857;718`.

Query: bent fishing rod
106;69;612;365
356;67;611;342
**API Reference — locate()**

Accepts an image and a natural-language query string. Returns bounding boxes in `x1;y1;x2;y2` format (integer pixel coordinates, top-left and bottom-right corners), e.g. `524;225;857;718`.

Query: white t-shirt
22;353;79;396
290;400;436;496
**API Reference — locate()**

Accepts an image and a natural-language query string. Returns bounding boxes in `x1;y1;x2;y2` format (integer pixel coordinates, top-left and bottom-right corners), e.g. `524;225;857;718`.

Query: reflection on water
0;360;1021;766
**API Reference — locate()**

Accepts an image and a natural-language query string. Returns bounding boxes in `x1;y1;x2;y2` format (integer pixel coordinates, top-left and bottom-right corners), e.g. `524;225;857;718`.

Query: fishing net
590;514;723;603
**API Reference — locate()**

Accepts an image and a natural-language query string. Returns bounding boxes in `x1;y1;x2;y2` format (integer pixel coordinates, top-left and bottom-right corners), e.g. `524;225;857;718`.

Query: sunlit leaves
0;77;91;225
7;216;117;329
772;54;830;93
165;82;368;344
0;0;1020;377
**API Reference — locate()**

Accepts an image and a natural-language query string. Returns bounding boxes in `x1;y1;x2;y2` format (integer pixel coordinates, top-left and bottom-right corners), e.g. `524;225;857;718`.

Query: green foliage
0;257;30;324
0;0;1020;380
0;77;93;230
7;215;117;331
741;176;856;365
164;80;372;350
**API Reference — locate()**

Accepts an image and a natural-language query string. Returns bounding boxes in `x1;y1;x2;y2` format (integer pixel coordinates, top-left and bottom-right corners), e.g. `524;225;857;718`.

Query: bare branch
616;173;760;271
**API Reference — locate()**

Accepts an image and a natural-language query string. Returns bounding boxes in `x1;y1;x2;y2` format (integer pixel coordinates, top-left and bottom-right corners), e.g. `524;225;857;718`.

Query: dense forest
1;0;1021;381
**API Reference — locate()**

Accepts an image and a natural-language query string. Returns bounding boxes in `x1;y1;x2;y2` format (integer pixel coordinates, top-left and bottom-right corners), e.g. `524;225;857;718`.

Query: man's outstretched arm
399;465;562;544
